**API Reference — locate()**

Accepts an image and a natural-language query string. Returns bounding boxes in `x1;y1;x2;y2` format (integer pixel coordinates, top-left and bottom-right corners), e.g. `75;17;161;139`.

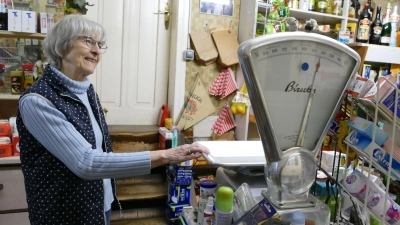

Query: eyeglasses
81;36;108;54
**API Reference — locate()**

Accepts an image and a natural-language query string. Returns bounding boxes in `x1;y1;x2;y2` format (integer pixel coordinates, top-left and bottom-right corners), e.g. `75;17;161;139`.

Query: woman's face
60;36;102;81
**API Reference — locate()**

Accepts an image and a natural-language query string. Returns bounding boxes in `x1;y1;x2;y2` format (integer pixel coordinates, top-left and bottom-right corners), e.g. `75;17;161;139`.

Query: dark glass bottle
381;4;392;45
0;13;7;31
369;6;382;44
366;0;374;17
356;3;372;43
349;0;361;18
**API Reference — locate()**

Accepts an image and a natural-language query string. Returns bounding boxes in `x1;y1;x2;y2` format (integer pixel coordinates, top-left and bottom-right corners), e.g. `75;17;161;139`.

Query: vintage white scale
200;32;360;223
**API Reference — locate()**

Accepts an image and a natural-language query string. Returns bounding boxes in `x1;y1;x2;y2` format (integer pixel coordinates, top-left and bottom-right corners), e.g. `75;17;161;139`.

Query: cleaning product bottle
389;5;399;46
203;196;214;225
290;211;306;225
214;186;234;225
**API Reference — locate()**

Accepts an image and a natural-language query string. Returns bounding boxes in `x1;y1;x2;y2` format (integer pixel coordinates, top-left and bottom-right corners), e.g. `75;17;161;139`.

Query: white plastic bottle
203;196;214;225
290;211;306;225
214;186;234;225
390;5;399;46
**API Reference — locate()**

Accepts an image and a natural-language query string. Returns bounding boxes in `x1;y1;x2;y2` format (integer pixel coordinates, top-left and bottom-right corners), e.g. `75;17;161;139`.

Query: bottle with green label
317;0;328;13
381;3;392;45
308;0;315;11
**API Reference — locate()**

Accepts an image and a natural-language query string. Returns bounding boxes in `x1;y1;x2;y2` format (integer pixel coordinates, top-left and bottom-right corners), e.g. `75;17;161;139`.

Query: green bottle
381;4;392;45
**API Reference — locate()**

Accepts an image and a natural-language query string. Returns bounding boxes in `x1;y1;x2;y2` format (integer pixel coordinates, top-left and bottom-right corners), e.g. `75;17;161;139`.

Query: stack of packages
0;117;19;157
165;162;193;225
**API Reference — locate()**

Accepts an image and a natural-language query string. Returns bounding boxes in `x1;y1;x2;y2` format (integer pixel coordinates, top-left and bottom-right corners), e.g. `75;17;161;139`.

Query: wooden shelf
0;93;20;100
0;156;21;165
348;43;400;66
257;2;358;24
0;30;46;39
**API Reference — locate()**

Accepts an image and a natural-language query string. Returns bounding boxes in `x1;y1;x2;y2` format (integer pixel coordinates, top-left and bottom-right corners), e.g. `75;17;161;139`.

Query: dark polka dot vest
16;66;115;225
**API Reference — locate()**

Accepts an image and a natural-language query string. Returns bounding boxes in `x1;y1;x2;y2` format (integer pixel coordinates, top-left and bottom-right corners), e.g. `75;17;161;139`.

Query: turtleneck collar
49;66;91;94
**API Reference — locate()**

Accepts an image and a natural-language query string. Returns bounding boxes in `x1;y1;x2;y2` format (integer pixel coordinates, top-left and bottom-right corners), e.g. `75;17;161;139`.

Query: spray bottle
213;186;234;225
203;196;214;225
390;5;399;46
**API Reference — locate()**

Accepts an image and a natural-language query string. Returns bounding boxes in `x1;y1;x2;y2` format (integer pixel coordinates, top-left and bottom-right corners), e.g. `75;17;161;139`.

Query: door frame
168;0;190;123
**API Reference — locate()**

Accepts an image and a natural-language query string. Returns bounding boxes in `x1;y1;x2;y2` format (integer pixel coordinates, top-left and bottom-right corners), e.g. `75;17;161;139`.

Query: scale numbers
253;41;347;67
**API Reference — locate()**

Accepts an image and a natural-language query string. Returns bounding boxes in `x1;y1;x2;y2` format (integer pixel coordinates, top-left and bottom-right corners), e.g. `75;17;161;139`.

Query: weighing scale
199;32;360;224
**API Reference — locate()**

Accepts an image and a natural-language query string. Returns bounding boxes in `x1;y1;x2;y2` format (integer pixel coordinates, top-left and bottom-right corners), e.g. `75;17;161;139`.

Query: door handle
0;184;3;190
154;2;170;30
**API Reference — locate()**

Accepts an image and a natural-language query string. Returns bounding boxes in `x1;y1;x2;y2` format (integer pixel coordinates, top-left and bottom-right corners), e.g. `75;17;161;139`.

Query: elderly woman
16;14;209;225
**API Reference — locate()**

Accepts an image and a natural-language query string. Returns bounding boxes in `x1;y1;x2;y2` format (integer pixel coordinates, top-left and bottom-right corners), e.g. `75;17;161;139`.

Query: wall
186;0;241;116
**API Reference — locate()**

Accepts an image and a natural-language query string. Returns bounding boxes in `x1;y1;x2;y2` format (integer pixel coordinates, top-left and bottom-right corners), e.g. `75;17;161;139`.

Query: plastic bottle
290;211;306;225
198;197;208;225
299;0;310;11
203;196;214;225
389;5;399;46
214;186;234;225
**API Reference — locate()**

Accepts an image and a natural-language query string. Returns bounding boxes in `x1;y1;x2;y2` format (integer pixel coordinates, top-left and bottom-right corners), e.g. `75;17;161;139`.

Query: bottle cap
204;196;214;213
215;186;234;212
200;180;217;188
291;211;305;225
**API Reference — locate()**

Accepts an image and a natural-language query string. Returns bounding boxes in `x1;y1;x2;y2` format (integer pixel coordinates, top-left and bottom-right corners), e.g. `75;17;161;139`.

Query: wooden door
86;0;171;125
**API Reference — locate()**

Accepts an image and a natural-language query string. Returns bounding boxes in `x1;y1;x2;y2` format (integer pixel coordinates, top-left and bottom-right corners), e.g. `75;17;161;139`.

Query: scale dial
239;32;360;163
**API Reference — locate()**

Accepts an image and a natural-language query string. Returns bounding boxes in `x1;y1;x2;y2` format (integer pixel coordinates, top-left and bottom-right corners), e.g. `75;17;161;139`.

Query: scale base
215;167;331;225
262;189;316;209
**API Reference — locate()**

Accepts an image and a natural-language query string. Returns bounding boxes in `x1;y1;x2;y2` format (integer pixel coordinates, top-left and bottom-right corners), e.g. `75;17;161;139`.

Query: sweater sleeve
19;94;151;180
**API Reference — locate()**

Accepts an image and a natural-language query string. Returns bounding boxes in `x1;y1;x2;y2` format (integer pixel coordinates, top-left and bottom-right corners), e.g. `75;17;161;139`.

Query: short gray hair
42;14;107;69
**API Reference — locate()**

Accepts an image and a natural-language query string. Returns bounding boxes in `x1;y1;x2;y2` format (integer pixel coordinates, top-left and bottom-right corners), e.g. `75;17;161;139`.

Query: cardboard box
321;151;346;172
346;130;400;180
347;76;374;97
21;11;37;33
47;13;54;30
362;64;372;79
167;181;191;205
165;203;190;225
348;117;389;146
39;12;47;33
159;127;172;150
8;10;21;32
363;74;397;102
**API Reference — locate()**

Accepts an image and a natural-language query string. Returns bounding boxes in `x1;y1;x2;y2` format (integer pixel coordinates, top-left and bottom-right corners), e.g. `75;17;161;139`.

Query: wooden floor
111;217;167;225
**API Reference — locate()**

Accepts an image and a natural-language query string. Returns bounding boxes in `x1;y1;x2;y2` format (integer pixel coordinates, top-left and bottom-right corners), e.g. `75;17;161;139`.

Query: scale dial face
239;33;360;160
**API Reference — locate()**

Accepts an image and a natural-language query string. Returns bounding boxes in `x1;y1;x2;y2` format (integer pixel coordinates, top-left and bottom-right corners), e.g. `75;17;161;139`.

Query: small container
0;137;12;158
10;70;24;94
291;211;305;225
165;118;173;130
200;180;217;199
12;133;20;156
22;63;34;90
0;119;11;137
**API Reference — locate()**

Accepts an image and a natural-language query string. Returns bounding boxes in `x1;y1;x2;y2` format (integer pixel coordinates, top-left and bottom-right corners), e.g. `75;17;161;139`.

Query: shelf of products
0;30;46;39
348;43;400;69
0;93;19;100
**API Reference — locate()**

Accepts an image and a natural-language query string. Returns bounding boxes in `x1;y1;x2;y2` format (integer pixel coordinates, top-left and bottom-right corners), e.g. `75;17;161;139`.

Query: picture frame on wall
200;0;234;17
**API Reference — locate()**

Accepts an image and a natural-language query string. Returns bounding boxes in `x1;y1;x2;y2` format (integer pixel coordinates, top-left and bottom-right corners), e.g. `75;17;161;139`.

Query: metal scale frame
237;32;360;219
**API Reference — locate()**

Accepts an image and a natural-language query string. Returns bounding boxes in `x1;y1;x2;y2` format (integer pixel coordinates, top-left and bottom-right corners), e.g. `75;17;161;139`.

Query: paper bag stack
190;31;219;66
